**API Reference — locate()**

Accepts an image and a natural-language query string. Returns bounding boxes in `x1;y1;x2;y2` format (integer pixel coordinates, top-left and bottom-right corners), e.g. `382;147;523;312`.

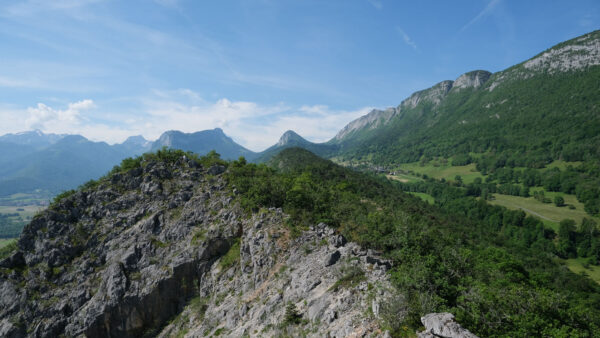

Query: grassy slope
489;193;599;229
395;162;484;184
408;192;434;204
565;257;600;284
0;238;16;249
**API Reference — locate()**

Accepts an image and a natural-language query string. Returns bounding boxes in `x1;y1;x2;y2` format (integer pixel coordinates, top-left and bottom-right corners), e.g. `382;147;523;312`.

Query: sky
0;0;598;151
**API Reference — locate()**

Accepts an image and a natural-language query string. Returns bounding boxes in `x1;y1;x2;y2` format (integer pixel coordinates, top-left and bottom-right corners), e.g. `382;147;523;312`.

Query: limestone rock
417;312;478;338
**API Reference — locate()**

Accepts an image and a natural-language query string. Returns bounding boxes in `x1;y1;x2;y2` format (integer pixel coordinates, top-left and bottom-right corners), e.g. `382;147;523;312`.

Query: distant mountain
0;132;149;197
0;129;65;149
151;128;257;161
253;130;337;163
114;135;152;154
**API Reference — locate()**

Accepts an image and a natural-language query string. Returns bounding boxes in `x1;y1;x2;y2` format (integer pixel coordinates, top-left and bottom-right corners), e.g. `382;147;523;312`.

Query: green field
0;205;44;220
489;193;598;230
386;173;422;183
408;192;435;204
565;257;600;284
0;238;16;249
396;161;484;184
544;160;583;171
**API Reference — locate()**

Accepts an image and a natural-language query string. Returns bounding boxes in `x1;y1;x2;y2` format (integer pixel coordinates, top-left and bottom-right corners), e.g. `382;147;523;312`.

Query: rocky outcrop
159;220;394;337
0;157;396;337
276;130;308;147
523;31;600;73
488;30;600;91
417;313;478;338
400;80;454;110
333;108;397;141
451;70;491;91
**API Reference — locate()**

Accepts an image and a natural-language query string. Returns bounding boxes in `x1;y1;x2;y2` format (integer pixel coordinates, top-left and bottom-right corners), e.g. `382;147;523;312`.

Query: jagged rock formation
488;30;600;91
159;221;394;337
0;156;396;337
417;313;478;338
400;80;454;110
523;32;600;72
254;130;337;163
276;130;307;147
333;108;397;141
451;70;491;91
333;70;492;144
151;128;257;161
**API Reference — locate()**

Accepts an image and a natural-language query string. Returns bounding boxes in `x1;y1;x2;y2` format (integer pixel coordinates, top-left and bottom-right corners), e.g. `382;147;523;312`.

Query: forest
224;148;600;337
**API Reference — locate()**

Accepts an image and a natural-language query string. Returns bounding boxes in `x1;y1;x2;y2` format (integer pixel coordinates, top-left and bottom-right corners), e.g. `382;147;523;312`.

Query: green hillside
331;30;600;218
227;147;600;336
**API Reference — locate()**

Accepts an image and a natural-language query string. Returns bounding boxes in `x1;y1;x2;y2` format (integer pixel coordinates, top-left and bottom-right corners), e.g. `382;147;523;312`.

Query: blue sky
0;0;598;151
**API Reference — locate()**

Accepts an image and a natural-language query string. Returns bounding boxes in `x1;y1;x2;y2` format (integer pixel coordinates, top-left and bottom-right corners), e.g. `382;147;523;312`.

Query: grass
396;161;484;184
544;160;583;171
0;238;17;259
408;192;435;205
0;205;44;220
219;238;240;270
0;238;16;249
489;193;599;230
564;257;600;284
386;173;422;183
330;265;366;292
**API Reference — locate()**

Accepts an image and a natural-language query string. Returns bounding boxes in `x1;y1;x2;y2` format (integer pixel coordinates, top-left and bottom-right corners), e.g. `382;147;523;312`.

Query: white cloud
131;90;371;151
2;92;371;152
459;0;501;33
25;99;95;131
396;27;418;50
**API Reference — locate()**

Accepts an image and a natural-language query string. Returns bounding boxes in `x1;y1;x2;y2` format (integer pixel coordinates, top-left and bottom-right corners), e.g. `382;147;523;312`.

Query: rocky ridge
276;130;308;147
487;30;600;91
0;155;398;337
334;69;493;143
333;108;397;141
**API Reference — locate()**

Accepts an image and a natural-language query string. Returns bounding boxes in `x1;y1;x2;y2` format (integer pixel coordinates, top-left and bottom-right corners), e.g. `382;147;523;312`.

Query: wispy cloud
459;0;502;33
367;0;383;10
1;0;103;17
396;27;418;50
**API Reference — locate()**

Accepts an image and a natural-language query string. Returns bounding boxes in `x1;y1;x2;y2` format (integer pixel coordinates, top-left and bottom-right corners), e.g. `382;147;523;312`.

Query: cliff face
0;157;394;337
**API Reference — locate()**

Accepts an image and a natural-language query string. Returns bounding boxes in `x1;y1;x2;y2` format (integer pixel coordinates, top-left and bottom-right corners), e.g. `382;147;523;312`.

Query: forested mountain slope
1;147;599;337
330;30;600;216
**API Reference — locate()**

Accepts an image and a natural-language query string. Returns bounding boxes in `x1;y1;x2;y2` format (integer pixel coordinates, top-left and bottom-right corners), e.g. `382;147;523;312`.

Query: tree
557;219;577;258
554;196;565;207
282;302;302;326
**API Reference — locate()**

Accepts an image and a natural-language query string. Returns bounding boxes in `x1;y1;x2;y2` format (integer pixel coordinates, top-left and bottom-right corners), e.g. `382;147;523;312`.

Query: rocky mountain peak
333;107;397;141
523;30;600;73
276;130;306;146
452;70;492;91
0;129;66;148
122;135;150;146
0;154;401;337
401;80;454;110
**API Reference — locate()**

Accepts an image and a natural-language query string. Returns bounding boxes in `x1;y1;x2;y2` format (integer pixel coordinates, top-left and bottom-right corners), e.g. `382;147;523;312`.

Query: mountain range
1;30;599;201
1;29;600;338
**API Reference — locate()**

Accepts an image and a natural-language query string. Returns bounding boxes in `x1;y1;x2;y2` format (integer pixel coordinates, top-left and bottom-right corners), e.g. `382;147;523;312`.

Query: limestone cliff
0;156;396;337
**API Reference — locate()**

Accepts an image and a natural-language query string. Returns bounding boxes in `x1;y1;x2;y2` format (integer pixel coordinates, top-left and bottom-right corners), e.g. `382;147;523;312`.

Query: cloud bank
0;92;371;152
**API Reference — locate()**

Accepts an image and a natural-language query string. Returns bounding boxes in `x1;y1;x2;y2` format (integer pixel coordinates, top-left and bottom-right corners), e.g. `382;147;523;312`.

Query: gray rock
0;157;395;338
324;250;341;266
208;164;226;175
417;312;478;338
